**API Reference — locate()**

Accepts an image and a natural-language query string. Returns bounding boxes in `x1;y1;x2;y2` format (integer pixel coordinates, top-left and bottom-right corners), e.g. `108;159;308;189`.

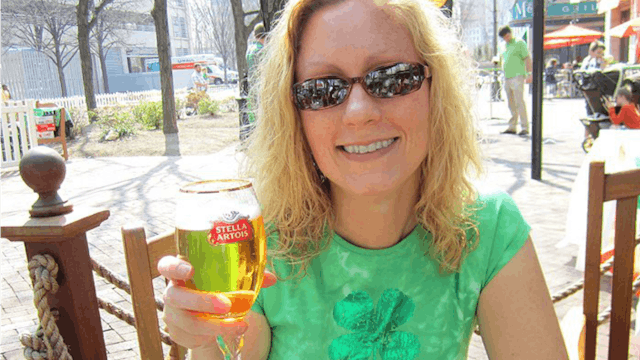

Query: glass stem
217;333;244;360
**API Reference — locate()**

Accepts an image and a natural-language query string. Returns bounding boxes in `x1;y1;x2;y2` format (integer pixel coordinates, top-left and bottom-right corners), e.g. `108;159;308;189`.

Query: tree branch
88;0;116;29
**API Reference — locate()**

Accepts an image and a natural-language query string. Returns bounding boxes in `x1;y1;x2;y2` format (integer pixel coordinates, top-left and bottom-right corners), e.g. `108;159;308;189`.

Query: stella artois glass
176;180;266;359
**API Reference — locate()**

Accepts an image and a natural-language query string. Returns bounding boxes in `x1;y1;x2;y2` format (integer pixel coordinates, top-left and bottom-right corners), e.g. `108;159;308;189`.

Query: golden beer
176;180;267;322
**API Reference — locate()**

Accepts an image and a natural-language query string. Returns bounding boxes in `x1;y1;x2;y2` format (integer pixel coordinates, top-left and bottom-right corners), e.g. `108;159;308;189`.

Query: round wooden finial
19;146;73;217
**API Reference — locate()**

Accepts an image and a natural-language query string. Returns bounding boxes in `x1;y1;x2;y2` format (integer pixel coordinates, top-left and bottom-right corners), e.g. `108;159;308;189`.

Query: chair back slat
583;161;640;360
147;230;176;279
122;225;165;359
584;162;606;360
608;197;638;359
604;169;640;201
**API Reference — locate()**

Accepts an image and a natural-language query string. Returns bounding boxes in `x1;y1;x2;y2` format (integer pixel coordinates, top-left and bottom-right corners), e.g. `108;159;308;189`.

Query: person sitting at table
607;85;640;129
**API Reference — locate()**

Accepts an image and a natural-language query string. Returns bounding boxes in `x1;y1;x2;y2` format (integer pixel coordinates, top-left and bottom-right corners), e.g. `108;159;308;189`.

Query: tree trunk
98;43;110;93
77;0;97;111
151;0;178;134
55;51;68;97
230;0;258;96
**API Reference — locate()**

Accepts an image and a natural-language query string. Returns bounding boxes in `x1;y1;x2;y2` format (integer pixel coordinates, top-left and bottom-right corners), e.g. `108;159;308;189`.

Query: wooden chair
35;100;68;160
122;225;188;360
582;161;640;359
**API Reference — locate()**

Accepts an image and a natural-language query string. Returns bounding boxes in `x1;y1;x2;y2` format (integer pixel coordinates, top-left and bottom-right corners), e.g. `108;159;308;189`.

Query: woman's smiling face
296;0;431;197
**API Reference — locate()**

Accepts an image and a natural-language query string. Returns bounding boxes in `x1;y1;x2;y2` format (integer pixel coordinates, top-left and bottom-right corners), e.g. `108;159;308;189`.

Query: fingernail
176;263;191;278
212;295;232;312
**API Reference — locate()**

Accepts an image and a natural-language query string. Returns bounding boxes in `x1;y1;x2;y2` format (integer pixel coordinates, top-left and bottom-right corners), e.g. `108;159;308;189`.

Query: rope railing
22;236;640;351
20;253;176;360
20;254;72;360
90;258;164;312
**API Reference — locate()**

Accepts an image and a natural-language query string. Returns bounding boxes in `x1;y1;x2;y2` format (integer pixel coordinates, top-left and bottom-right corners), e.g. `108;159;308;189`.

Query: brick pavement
0;96;616;359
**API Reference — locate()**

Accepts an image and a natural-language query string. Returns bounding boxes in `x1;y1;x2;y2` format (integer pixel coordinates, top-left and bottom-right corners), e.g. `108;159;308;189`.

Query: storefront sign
512;1;598;21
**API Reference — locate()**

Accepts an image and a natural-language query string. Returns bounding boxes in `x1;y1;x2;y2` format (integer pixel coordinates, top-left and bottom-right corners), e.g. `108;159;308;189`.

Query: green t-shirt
501;39;530;79
252;190;530;360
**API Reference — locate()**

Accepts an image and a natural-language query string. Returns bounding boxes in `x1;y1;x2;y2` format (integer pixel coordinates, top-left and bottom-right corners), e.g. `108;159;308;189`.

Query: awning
610;17;640;37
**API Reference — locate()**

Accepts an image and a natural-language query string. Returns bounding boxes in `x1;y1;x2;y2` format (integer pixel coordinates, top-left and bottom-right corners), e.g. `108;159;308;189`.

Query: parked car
225;69;239;84
204;65;225;85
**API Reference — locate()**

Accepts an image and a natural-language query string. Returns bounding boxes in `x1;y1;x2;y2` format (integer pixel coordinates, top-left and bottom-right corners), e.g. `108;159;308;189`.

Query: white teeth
343;138;395;154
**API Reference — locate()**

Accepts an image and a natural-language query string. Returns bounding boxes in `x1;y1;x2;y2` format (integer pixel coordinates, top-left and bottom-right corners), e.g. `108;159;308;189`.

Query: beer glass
176;180;266;360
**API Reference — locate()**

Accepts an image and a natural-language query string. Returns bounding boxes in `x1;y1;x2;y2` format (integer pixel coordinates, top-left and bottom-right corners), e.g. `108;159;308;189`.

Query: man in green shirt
498;25;532;136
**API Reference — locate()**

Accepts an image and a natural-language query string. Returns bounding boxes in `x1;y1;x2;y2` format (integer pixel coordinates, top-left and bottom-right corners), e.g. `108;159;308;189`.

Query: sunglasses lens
293;63;426;110
365;63;424;98
294;78;350;110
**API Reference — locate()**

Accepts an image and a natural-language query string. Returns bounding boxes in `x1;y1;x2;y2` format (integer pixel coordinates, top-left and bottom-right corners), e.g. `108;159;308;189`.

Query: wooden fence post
1;146;109;360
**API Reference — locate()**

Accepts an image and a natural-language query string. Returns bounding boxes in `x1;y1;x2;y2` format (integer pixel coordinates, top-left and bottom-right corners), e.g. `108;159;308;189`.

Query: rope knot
21;254;72;360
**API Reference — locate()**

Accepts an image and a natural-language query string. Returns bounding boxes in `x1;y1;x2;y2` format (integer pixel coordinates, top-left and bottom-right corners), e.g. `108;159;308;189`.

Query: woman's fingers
164;282;231;314
158;256;194;281
163;307;248;349
262;270;277;288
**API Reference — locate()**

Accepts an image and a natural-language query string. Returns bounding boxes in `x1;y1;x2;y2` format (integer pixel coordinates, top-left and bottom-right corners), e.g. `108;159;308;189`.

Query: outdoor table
558;129;640;269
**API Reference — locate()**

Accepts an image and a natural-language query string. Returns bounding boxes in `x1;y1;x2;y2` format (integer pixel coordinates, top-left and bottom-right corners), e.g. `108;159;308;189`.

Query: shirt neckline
331;225;430;256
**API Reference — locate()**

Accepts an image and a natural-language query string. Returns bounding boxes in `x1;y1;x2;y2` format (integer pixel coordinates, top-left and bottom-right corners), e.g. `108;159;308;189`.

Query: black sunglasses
292;62;430;111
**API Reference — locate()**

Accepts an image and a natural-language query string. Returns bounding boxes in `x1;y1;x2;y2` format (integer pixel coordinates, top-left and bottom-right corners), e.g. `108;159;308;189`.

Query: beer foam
176;198;261;230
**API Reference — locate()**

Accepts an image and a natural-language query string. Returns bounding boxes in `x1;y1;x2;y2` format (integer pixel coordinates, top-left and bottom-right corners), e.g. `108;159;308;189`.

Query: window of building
173;17;188;38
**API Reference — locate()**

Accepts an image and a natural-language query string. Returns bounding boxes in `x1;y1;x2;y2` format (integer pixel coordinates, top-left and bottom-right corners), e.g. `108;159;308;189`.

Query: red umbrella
543;24;603;50
544;24;604;41
544;36;602;50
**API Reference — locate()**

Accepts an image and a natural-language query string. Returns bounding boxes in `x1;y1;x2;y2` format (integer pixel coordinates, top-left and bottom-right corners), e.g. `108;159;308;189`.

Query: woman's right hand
158;256;277;350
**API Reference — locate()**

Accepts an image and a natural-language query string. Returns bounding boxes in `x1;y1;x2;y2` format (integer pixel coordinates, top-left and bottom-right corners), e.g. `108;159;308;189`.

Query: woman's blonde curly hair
244;0;484;278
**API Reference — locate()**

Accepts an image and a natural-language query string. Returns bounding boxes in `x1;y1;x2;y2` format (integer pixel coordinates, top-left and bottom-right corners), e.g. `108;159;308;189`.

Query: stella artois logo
208;211;253;245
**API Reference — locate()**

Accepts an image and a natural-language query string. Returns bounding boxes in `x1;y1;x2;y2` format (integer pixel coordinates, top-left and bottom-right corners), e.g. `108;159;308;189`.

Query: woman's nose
341;83;382;127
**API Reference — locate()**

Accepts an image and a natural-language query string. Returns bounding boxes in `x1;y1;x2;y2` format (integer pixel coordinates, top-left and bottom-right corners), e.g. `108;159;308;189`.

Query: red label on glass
208;212;253;245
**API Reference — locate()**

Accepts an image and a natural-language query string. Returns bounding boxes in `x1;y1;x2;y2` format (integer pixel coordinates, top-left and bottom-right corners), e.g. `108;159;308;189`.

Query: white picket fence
1;100;38;168
0;89;191;168
39;88;190;111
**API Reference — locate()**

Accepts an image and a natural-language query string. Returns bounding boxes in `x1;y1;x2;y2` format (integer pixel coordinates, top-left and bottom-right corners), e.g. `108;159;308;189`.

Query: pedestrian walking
498;25;532;136
545;59;559;98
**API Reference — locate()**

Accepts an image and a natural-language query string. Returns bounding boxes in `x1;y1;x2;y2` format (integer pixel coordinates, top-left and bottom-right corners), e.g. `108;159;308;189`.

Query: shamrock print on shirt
329;288;420;360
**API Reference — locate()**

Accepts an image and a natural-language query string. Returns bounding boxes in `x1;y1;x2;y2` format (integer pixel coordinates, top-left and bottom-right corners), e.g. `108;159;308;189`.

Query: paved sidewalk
1;97;610;359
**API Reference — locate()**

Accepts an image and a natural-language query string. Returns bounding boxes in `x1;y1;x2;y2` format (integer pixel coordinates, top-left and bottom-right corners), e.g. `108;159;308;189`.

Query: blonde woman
159;0;569;358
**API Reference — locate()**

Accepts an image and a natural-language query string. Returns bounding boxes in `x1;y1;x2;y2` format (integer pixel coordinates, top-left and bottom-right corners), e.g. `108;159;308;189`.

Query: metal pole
493;0;498;58
532;0;544;180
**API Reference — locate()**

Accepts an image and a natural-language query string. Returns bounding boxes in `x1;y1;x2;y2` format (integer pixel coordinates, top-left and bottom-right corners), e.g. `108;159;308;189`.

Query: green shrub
96;107;136;140
133;101;163;130
198;97;220;116
175;98;185;119
186;90;208;110
67;106;88;138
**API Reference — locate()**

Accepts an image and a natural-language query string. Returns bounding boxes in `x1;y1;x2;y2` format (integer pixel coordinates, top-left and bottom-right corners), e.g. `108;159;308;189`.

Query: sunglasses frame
292;62;432;111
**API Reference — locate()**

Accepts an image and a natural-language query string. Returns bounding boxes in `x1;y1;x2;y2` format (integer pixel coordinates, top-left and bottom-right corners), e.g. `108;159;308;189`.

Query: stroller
572;67;619;153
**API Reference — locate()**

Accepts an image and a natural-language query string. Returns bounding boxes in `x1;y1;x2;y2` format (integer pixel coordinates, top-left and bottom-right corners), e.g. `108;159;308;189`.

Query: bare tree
229;0;262;90
1;12;19;55
2;0;47;52
259;0;286;32
151;0;178;134
90;9;141;93
4;0;79;97
192;0;236;81
77;0;115;114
